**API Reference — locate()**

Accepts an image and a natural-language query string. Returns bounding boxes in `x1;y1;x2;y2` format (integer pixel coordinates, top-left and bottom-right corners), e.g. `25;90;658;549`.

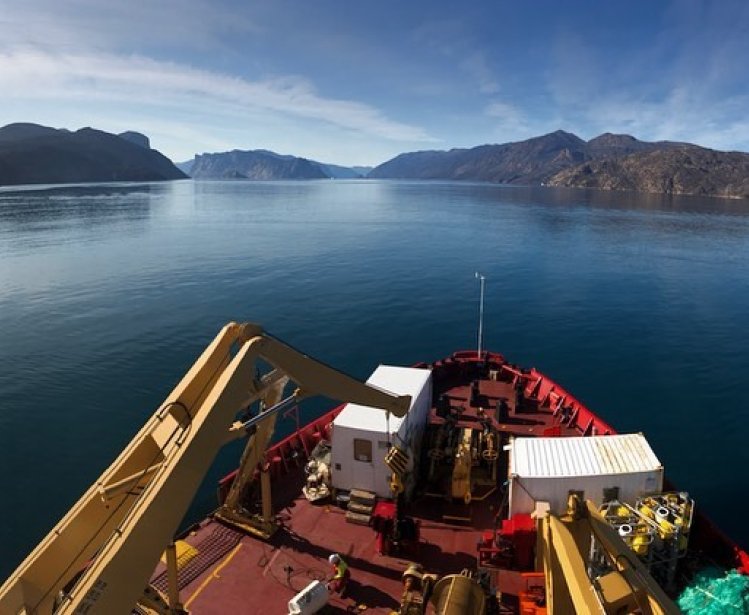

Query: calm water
1;179;748;577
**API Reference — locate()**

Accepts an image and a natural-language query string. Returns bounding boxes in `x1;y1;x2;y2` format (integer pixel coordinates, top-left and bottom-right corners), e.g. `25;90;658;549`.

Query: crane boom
537;495;680;615
0;322;411;615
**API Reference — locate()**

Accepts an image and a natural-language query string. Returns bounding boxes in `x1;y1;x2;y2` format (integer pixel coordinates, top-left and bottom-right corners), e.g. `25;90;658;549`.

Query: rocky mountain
368;131;589;183
183;149;368;180
547;145;749;199
188;150;326;180
117;131;150;149
0;123;63;143
586;133;664;157
368;131;749;199
0;123;186;186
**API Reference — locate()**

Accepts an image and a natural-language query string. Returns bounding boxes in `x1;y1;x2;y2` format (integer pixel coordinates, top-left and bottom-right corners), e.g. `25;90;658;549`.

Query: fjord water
1;179;748;577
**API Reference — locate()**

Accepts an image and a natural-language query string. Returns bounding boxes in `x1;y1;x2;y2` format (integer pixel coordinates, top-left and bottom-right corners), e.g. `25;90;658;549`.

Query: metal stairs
346;489;376;525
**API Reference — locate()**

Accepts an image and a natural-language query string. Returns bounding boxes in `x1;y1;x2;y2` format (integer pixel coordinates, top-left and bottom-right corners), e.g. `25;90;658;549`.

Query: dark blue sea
1;179;748;578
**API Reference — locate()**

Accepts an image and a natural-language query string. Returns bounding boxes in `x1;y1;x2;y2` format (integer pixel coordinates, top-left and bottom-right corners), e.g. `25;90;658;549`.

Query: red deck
154;467;491;614
153;351;747;614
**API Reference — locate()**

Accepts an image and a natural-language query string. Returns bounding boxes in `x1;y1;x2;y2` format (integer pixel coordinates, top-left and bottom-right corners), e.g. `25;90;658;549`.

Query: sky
1;0;748;166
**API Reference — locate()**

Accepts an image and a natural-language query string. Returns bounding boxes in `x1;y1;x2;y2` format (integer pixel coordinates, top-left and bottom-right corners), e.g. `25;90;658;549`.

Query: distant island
180;150;370;180
369;131;749;200
0;123;186;186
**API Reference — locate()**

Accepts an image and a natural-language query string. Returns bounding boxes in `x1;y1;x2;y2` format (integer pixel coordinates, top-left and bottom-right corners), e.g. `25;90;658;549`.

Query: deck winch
397;564;492;615
425;407;502;508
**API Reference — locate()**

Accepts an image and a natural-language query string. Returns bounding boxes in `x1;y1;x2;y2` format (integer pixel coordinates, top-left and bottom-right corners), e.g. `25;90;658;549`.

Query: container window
603;487;619;502
354;439;373;462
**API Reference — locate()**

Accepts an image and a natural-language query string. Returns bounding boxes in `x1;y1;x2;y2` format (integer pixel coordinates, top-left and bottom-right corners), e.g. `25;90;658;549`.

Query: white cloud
481;100;552;143
0;48;435;146
0;2;435;164
0;0;257;53
485;101;524;124
588;88;749;151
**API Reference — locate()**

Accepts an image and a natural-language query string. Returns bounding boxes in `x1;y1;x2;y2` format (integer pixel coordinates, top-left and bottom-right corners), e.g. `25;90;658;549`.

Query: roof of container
333;365;431;433
511;434;662;478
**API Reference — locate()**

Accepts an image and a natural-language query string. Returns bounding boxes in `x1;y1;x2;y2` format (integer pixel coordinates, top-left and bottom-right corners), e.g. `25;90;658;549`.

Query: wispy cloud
542;1;749;151
2;0;749;160
0;0;257;53
0;48;435;145
484;100;526;129
588;88;749;151
482;99;564;144
461;53;499;94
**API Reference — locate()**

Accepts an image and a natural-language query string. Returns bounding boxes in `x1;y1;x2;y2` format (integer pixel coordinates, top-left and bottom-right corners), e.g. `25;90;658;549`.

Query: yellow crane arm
583;500;678;615
537;496;680;615
0;322;411;615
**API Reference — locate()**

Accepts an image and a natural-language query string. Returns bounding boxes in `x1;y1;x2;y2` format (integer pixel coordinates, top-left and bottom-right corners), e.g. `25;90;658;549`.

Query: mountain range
0;123;186;186
179;150;371;180
1;122;747;199
368;131;749;199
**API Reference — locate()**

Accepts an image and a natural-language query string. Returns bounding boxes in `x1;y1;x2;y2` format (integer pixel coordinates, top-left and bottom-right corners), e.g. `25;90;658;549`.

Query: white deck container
508;434;663;516
288;580;328;614
330;365;432;498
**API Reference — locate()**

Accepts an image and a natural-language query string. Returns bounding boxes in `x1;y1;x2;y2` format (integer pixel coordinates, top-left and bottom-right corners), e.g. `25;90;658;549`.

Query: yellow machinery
0;322;411;615
384;445;410;496
451;428;473;503
537;495;680;615
637;492;693;550
598;500;655;557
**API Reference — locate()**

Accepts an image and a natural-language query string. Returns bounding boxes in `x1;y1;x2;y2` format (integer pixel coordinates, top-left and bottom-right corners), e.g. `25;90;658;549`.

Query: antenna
475;272;485;359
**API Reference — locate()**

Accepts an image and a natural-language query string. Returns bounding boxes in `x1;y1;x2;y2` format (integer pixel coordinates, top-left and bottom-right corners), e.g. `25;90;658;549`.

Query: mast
475;272;485;359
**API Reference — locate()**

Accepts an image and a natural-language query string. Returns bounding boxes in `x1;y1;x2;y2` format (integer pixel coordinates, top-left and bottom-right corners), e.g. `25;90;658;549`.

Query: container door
352;437;375;492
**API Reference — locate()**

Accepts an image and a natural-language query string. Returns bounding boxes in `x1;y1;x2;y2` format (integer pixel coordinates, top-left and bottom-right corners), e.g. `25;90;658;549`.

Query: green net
677;568;749;614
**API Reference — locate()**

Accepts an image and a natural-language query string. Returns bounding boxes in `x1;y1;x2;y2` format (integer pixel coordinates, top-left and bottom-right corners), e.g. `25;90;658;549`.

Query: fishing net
677;567;749;614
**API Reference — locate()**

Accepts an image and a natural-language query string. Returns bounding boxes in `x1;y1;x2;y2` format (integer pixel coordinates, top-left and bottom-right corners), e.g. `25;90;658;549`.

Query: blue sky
1;0;748;165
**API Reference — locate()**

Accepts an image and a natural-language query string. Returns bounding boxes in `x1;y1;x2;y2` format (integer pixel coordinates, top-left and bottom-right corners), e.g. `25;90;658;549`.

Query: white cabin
508;434;664;516
330;365;432;498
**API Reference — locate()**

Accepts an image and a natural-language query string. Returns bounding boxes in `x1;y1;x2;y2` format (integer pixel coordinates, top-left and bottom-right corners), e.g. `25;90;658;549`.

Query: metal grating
150;524;244;593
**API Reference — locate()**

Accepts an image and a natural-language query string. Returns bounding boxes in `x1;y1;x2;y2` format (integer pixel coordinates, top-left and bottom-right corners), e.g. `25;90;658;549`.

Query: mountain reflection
0;183;155;227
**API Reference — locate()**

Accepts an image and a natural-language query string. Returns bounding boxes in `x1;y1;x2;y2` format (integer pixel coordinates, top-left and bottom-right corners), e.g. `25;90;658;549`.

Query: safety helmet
328;553;340;564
